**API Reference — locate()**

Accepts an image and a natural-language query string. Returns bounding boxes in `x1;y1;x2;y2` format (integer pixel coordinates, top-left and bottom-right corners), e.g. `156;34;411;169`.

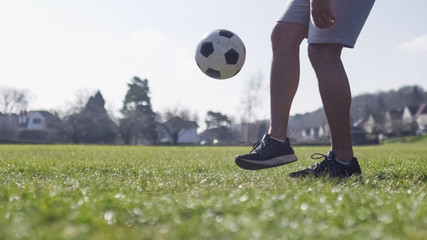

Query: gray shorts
278;0;375;48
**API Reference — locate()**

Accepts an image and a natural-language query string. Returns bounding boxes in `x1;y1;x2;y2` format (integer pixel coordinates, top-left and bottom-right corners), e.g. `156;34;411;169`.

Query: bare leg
308;43;354;163
268;22;308;141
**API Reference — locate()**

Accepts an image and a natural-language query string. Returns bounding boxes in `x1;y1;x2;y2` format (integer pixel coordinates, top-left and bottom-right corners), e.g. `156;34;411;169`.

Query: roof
388;109;404;120
416;103;427;115
407;105;420;115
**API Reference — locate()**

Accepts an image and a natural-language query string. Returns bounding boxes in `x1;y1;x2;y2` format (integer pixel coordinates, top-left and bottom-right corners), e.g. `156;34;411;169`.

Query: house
416;103;427;134
351;125;379;145
0;113;19;129
22;111;46;130
0;111;64;143
157;120;200;145
400;105;422;134
357;112;389;135
296;125;330;144
0;113;20;142
176;122;200;144
362;114;376;134
300;128;313;141
19;111;62;130
318;124;330;139
18;111;64;143
384;109;405;135
402;105;419;125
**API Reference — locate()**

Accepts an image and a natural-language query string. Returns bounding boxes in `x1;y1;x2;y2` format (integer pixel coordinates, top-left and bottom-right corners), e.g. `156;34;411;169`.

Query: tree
0;87;29;114
205;111;231;129
401;85;425;106
65;91;118;144
120;77;157;144
240;73;264;143
200;111;235;144
161;117;195;145
65;89;94;115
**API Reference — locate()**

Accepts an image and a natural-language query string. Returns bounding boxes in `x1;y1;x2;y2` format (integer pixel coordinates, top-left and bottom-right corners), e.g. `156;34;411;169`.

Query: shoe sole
235;154;298;170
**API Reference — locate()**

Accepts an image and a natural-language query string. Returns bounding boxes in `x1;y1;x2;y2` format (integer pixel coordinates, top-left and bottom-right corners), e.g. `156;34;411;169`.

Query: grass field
0;136;426;240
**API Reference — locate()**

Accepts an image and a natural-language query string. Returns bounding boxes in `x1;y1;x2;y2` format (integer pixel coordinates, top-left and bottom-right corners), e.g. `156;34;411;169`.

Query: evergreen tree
200;111;234;144
65;91;118;144
120;77;157;144
205;111;231;129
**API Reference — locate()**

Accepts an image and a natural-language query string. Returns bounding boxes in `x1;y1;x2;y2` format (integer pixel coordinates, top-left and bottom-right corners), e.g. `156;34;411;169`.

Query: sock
270;136;287;143
335;158;351;165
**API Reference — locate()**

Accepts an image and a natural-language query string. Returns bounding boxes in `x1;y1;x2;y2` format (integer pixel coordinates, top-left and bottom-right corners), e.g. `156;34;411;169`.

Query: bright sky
1;0;426;123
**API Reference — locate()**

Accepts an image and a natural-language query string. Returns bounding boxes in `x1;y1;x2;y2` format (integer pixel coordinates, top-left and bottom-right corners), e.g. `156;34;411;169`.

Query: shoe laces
309;153;340;175
250;139;263;152
250;136;279;157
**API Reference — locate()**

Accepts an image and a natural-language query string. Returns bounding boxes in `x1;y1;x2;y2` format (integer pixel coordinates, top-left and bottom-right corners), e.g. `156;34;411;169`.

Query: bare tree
64;89;95;115
240;73;265;143
0;86;29;114
160;106;198;124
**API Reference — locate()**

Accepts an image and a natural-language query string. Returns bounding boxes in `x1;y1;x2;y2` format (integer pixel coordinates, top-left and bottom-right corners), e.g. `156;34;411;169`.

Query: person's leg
308;43;353;163
234;0;311;170
234;22;307;170
268;22;308;141
288;0;374;177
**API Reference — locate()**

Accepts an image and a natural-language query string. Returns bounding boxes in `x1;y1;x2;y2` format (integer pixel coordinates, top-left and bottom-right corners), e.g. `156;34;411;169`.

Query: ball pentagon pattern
195;29;246;79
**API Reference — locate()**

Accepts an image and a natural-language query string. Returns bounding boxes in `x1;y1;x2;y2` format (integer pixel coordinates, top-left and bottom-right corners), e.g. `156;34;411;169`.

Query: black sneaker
235;134;298;170
289;151;362;178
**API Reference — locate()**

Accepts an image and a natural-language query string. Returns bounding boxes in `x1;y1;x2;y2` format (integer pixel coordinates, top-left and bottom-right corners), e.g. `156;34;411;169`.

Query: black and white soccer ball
195;29;246;79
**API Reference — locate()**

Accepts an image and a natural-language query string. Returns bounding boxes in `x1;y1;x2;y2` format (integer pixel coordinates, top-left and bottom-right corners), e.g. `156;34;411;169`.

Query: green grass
0;137;426;240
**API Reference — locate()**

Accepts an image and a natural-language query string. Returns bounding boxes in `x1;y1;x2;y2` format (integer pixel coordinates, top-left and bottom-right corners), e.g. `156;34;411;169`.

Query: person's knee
308;43;343;69
271;22;307;54
271;24;287;54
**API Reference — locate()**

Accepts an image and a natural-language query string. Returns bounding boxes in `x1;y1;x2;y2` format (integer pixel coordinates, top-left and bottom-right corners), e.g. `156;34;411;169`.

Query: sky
0;0;426;125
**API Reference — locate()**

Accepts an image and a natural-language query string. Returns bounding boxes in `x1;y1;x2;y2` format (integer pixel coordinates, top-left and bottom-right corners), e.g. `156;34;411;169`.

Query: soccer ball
195;29;246;79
